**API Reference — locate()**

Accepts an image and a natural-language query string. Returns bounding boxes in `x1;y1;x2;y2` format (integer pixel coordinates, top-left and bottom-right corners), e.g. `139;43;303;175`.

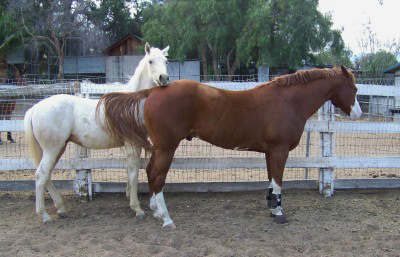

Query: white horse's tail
24;107;42;167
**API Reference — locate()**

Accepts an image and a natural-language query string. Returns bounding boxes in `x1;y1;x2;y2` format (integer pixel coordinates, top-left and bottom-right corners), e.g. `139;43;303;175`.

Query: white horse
24;43;169;223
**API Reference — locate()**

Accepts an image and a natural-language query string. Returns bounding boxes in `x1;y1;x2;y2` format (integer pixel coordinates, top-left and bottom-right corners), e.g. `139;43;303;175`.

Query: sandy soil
0;189;399;257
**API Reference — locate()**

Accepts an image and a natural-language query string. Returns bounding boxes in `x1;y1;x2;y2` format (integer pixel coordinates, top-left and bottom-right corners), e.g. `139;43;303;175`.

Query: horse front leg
125;144;145;219
265;154;274;208
266;148;289;224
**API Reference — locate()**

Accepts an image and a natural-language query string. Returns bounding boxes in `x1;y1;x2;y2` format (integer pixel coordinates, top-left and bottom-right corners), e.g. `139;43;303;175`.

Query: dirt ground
0;189;399;257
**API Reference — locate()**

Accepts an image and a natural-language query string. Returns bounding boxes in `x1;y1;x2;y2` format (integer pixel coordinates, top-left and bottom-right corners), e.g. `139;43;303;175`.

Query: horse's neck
125;62;154;92
284;80;338;120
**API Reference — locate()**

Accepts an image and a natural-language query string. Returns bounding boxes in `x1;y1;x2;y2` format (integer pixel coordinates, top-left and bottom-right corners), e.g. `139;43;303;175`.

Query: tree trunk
227;48;239;81
200;44;208;81
208;44;219;80
57;40;65;80
58;52;64;80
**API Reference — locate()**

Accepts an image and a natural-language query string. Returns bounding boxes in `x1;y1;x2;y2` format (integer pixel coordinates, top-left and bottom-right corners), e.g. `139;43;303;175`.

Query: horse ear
145;42;151;55
162;46;169;57
341;65;350;77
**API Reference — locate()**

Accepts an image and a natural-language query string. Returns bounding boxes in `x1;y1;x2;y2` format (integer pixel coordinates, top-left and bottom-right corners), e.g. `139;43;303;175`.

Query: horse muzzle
350;98;362;120
159;74;169;87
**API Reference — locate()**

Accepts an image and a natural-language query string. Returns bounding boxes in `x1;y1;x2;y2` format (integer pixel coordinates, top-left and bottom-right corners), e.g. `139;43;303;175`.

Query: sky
318;0;400;57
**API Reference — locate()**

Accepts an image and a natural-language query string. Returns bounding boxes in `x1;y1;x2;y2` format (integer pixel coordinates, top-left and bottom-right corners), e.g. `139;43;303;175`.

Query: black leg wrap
266;188;274;208
275;194;282;208
270;193;287;224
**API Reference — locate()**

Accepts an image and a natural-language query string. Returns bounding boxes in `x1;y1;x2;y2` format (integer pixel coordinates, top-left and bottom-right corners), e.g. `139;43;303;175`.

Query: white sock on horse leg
155;191;174;227
150;193;158;211
272;178;281;194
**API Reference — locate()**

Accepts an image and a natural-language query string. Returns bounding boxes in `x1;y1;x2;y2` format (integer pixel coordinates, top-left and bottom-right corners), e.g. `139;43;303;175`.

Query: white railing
1;81;400;196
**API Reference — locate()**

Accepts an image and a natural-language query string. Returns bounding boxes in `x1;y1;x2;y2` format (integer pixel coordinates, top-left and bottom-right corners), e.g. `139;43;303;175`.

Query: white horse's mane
125;55;148;92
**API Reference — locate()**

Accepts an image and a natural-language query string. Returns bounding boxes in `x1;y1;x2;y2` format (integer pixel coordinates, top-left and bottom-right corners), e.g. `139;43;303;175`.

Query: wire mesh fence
1;76;400;193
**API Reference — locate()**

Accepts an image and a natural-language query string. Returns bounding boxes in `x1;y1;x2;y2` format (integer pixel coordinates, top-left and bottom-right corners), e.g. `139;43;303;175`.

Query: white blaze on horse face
146;46;169;87
350;97;362;120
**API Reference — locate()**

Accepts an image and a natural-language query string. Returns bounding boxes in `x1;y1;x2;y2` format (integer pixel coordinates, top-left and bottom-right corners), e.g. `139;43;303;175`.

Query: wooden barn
103;34;144;56
64;34;145;81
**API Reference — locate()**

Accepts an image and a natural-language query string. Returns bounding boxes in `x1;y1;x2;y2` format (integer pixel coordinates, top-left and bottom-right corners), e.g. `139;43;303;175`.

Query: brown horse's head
329;66;362;120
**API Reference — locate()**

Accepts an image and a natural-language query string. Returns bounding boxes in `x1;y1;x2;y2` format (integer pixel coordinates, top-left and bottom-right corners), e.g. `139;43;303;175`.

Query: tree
88;0;141;43
0;5;23;59
238;0;349;69
142;1;209;76
142;0;349;78
355;51;397;78
9;0;93;79
142;0;250;78
315;49;353;68
355;20;400;77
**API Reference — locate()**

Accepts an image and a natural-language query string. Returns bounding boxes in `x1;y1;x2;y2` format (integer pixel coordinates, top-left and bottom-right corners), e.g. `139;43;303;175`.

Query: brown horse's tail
97;89;153;151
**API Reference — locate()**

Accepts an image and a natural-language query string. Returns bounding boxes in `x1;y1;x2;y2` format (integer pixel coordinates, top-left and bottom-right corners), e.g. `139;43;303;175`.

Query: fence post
304;131;311;179
318;101;335;197
74;88;92;202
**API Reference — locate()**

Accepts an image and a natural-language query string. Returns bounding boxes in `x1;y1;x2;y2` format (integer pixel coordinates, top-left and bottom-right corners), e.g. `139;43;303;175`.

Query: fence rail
1;80;400;196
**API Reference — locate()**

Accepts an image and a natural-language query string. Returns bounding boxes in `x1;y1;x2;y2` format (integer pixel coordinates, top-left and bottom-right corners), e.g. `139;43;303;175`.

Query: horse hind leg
125;144;145;219
149;149;176;229
35;151;61;223
46;181;67;217
145;152;157;212
44;144;68;218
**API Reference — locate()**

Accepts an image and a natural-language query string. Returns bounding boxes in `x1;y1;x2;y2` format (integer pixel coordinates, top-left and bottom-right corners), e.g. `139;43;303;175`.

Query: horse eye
149;60;153;64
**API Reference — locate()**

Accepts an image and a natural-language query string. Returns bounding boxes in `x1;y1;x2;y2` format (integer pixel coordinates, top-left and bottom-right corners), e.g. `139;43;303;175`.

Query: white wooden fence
1;81;400;199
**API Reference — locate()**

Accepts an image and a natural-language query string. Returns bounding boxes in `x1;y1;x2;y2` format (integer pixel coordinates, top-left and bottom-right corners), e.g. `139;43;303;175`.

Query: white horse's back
29;94;121;150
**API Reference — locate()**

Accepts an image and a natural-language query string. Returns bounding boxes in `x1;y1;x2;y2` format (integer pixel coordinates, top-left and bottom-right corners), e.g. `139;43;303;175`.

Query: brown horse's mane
268;67;355;87
97;88;154;151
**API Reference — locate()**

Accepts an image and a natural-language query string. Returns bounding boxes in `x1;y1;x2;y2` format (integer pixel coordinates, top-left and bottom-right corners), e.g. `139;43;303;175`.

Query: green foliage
1;0;351;77
142;0;349;74
355;50;398;78
0;5;22;59
88;0;141;42
238;0;346;68
315;47;353;68
142;1;204;61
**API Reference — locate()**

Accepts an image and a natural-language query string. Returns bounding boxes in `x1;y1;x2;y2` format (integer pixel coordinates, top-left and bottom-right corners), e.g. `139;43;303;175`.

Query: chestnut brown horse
99;66;362;228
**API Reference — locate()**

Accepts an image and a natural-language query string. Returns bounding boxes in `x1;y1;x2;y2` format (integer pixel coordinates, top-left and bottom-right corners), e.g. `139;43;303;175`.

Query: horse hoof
57;211;68;218
274;215;287;224
162;223;176;230
43;217;53;224
136;212;145;220
41;212;53;223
